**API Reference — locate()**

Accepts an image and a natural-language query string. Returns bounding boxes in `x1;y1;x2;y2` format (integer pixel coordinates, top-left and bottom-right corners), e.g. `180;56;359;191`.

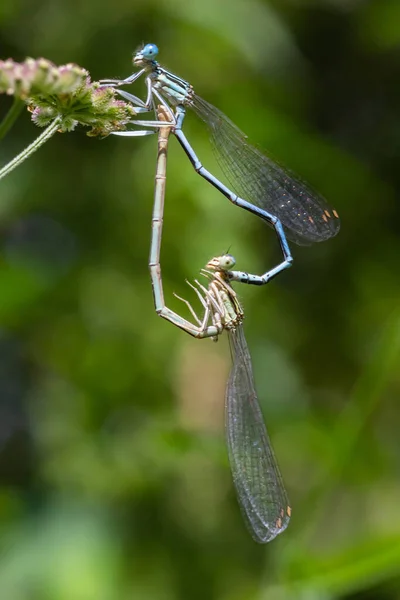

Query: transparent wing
192;95;340;246
226;325;290;543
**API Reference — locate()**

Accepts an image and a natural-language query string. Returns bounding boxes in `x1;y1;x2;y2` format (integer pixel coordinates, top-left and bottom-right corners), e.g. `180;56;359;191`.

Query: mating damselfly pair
102;44;340;542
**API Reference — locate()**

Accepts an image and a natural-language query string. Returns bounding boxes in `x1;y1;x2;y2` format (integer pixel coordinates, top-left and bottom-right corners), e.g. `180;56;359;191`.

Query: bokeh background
1;1;400;598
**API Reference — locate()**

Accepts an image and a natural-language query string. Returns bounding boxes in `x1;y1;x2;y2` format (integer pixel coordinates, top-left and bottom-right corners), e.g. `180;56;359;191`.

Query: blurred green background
1;1;400;598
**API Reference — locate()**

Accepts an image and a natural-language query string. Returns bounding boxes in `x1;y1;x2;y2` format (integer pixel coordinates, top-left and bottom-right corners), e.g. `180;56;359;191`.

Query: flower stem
0;117;62;181
0;97;25;140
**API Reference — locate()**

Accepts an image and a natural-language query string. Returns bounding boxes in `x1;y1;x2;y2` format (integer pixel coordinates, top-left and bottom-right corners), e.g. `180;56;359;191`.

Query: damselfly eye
220;254;236;269
142;43;159;59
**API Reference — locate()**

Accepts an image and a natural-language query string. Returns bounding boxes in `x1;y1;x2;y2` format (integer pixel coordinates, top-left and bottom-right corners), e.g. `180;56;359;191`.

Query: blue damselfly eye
142;43;158;59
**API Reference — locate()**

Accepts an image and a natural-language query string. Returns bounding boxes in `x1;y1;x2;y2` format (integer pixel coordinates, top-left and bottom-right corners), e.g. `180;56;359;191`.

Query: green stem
0;117;62;182
0;97;25;140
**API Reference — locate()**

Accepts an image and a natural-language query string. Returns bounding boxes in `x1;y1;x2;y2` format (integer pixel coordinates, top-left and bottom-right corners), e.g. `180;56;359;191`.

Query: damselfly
148;106;291;542
102;43;339;269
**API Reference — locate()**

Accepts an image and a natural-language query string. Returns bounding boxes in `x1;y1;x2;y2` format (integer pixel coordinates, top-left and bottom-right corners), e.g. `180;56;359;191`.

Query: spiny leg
173;291;205;326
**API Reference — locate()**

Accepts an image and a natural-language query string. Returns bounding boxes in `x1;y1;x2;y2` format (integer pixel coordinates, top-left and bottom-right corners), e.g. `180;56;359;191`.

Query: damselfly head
206;254;236;272
133;43;159;67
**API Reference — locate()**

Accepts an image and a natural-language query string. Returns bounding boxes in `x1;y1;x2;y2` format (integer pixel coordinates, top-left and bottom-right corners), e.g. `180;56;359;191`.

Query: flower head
0;57;137;136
